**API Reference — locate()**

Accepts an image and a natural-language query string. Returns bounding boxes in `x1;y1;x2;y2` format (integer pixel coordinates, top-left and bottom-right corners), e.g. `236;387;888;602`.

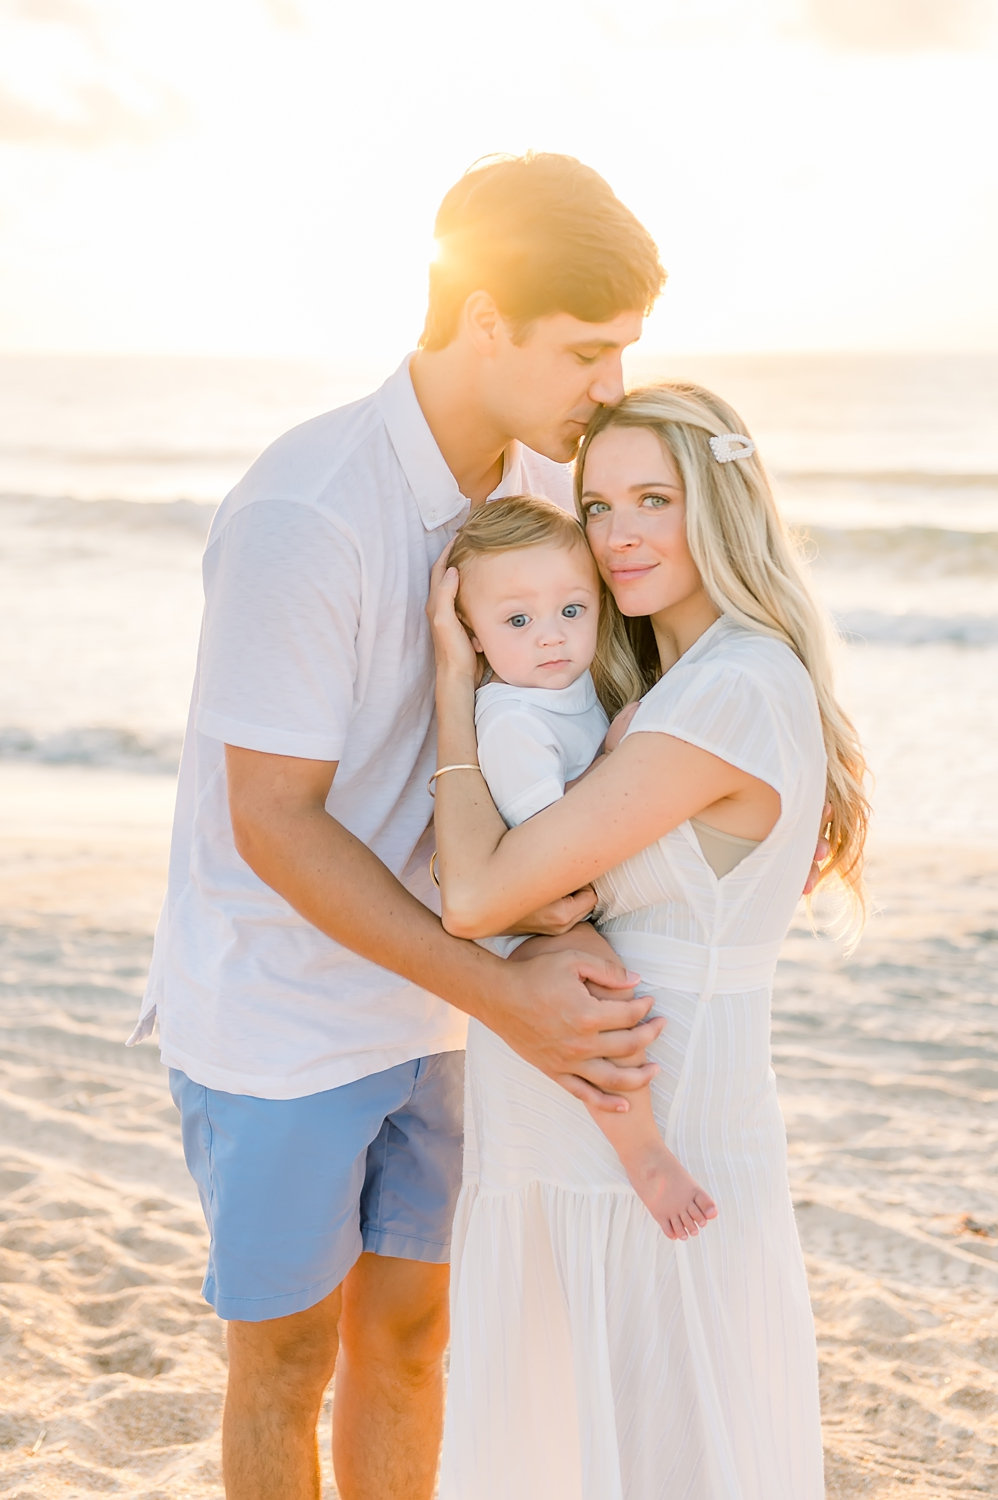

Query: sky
0;0;996;358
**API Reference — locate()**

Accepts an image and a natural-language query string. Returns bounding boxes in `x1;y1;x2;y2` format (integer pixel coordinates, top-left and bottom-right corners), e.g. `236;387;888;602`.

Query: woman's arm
435;687;771;938
427;553;778;940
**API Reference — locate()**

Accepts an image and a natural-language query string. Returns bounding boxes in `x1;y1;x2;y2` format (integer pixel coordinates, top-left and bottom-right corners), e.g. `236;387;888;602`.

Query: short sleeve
625;656;788;795
476;708;567;826
197;499;361;761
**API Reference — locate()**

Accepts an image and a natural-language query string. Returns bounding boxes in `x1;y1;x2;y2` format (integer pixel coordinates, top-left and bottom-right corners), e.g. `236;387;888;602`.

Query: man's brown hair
420;153;665;350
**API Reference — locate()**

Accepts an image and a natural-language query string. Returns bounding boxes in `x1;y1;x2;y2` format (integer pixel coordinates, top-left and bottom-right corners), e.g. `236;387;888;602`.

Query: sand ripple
1;839;995;1497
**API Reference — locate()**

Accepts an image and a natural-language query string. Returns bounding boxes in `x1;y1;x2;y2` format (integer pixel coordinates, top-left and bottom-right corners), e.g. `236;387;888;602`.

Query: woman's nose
606;513;639;549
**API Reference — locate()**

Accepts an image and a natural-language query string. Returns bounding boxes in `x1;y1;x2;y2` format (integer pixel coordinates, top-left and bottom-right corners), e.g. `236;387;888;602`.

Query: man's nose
589;355;625;408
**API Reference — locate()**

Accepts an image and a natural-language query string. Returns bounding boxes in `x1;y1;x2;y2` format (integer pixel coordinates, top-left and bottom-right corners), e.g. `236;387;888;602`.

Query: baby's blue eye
562;603;583;618
508;613;529;628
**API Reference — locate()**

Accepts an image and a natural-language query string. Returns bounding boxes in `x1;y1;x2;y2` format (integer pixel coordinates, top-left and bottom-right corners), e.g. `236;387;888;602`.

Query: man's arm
225;745;663;1109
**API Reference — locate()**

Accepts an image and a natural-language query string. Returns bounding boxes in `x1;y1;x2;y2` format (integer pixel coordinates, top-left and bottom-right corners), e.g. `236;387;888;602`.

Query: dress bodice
595;617;827;960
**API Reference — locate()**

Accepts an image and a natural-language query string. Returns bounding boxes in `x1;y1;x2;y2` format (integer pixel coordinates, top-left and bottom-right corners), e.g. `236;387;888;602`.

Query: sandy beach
1;765;996;1498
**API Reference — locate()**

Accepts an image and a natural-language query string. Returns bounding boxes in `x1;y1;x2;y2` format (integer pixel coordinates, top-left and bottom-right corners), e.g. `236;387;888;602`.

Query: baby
446;494;717;1240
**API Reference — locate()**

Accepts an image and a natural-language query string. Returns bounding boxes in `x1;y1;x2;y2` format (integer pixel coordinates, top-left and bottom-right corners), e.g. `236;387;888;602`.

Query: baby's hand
603;701;640;754
566;702;642;791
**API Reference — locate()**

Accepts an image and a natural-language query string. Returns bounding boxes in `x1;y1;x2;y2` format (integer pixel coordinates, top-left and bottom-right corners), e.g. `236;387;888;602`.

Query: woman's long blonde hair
447;493;644;711
576;382;870;933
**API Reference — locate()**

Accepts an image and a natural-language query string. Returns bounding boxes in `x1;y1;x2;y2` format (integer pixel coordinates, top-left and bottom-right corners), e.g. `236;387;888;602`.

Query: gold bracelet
427;763;481;796
429;851;440;888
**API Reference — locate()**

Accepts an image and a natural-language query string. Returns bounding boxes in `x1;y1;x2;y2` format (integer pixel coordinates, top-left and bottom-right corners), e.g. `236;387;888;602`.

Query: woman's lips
608;563;656;583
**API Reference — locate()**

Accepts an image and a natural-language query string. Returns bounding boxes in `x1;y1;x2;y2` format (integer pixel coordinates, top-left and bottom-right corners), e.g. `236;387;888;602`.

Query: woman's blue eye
562;603;583;618
508;614;529;628
584;501;609;517
643;493;669;507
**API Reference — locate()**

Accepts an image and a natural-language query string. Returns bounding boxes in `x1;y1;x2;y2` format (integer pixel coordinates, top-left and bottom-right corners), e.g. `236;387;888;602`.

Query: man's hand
482;946;664;1113
223;751;653;1105
503;886;597;937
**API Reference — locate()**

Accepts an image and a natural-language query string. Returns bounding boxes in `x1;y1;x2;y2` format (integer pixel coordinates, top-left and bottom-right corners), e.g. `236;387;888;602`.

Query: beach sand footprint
797;1202;998;1292
2;839;995;1498
88;1330;176;1379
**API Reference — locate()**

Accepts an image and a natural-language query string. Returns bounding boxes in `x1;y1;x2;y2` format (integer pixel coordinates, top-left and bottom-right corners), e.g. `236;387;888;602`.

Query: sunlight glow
0;0;995;356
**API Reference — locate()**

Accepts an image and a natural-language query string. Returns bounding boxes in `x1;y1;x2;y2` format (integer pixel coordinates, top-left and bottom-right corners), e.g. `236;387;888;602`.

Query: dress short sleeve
625;653;791;795
476;707;566;827
197;499;360;761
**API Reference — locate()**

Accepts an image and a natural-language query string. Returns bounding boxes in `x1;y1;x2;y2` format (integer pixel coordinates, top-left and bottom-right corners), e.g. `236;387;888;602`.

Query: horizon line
3;345;998;362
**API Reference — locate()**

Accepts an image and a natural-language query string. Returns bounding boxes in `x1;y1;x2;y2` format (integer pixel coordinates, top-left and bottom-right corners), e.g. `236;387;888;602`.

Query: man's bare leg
333;1253;450;1500
223;1287;342;1500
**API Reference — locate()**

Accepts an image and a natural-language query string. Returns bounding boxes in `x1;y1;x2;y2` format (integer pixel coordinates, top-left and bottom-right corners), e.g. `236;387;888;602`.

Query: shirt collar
477;671;600;716
377;355;528;532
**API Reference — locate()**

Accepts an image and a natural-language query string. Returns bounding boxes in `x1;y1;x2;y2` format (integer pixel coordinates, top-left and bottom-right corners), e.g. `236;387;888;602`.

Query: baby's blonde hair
448;494;644;716
577;383;870;937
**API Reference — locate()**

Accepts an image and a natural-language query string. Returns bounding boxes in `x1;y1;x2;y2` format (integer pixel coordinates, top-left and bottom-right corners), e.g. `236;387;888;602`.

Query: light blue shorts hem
362;1228;452;1266
205;1265;354;1324
171;1050;464;1324
204;1228;451;1321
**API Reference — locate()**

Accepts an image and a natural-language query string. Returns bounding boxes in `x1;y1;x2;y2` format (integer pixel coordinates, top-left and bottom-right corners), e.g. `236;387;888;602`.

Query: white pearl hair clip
709;433;756;464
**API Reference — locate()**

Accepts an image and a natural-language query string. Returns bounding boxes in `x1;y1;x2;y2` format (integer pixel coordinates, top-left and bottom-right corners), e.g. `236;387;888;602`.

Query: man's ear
462;291;502;356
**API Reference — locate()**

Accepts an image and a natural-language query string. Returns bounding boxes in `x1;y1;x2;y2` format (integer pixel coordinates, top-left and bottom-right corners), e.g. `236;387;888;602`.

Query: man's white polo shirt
130;358;572;1099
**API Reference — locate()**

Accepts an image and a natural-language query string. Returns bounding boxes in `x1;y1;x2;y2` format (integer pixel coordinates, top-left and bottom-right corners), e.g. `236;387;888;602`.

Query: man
131;152;666;1499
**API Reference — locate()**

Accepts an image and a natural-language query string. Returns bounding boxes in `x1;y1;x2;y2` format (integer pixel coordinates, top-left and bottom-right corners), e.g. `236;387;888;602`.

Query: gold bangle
427;763;481;796
429;851;440;888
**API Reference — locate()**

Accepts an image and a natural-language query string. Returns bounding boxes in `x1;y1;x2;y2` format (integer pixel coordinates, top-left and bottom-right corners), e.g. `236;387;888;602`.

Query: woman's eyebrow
581;479;683;497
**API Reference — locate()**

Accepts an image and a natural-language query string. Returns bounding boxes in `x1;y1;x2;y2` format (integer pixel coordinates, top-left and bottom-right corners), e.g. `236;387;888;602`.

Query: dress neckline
664;613;731;674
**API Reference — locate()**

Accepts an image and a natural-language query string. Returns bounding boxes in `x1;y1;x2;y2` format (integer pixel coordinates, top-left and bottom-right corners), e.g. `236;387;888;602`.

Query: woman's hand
503;886;598;937
426;544;478;681
802;801;833;896
603;700;640;754
565;703;641;790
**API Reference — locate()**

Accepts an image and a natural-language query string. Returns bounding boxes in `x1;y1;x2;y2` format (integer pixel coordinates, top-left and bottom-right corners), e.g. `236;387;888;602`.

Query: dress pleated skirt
439;968;825;1500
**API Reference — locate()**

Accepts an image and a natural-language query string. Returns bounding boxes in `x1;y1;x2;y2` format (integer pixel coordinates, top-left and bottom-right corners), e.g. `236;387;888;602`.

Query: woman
429;383;868;1500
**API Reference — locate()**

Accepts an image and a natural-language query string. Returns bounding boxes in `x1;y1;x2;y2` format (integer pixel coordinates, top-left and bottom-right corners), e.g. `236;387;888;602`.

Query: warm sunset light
2;6;997;1498
0;0;996;357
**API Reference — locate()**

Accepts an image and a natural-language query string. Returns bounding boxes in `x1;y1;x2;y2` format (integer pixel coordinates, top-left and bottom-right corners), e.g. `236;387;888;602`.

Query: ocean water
1;351;995;842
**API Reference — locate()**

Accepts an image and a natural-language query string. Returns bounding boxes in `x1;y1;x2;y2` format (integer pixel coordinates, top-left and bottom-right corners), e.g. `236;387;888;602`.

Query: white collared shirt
473;672;609;962
475;673;609;827
131;357;572;1098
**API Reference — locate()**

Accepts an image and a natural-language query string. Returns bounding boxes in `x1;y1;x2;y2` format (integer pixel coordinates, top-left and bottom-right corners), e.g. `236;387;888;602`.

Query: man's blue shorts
170;1051;464;1323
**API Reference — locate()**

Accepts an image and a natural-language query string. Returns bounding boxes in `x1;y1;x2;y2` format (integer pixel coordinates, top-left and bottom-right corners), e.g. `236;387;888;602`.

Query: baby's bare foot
625;1146;718;1241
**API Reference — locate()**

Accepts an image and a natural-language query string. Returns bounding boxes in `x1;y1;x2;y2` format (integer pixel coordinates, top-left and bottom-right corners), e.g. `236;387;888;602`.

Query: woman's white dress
439;618;829;1500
